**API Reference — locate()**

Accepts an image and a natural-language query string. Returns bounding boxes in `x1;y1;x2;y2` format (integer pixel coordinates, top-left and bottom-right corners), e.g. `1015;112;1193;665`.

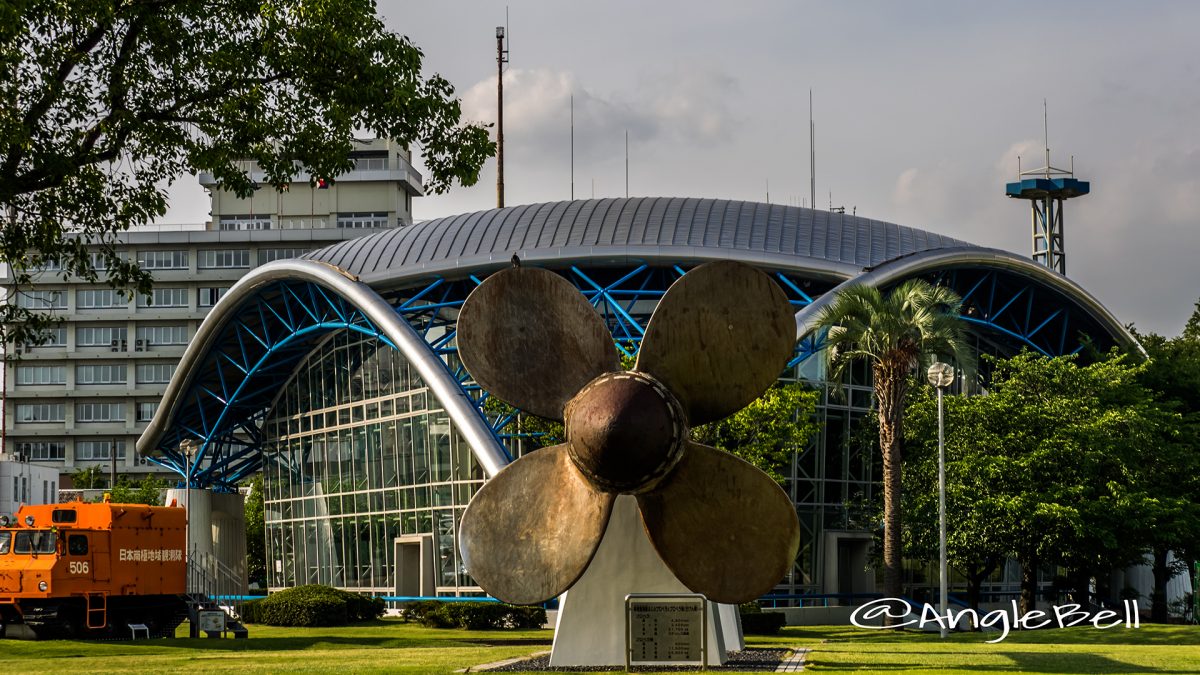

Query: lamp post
179;439;198;566
926;362;955;639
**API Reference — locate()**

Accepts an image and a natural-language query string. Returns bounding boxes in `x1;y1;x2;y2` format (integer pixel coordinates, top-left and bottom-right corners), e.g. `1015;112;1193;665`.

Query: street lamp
179;439;198;564
926;361;955;639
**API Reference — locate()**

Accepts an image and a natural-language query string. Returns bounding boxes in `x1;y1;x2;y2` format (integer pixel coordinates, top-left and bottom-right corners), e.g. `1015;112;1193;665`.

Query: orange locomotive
0;499;188;638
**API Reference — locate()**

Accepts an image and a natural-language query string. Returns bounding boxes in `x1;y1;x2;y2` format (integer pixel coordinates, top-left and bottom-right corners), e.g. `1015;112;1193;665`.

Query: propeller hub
564;371;687;493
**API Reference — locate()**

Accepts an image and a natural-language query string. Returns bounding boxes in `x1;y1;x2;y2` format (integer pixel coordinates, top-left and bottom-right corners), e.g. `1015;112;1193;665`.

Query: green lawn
3;619;1198;674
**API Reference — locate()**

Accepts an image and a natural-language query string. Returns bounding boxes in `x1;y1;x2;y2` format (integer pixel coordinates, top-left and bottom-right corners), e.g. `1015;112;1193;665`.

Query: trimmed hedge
399;600;546;630
240;585;385;627
739;609;787;635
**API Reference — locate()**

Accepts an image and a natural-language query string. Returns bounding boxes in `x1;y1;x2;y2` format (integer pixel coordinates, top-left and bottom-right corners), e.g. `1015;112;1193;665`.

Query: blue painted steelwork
150;279;398;491
1005;177;1090;199
932;267;1103;357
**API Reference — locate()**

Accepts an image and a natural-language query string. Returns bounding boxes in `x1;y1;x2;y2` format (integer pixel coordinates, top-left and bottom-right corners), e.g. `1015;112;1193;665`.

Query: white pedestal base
549;495;741;667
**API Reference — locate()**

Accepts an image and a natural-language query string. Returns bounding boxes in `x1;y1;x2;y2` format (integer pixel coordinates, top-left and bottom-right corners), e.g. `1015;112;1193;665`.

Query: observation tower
1005;105;1089;275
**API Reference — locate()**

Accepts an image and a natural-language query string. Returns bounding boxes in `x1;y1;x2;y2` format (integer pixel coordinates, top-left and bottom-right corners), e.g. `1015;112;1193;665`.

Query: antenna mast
809;89;815;210
570;94;574;200
495;22;509;208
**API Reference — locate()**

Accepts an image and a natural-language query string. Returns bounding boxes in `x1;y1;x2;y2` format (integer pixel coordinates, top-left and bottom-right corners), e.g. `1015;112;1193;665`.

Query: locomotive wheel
56;605;84;639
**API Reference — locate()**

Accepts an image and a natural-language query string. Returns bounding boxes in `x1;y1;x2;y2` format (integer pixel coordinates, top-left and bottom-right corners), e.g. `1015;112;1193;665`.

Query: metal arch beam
136;259;511;480
791;246;1143;357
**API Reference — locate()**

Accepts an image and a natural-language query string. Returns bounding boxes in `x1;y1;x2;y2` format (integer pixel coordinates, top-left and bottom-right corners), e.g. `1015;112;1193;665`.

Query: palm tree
816;279;972;602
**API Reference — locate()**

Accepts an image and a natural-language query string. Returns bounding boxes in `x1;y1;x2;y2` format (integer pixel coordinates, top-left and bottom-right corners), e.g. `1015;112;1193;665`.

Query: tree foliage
1127;301;1200;620
1;0;493;347
691;382;819;484
816;279;972;601
70;465;105;489
903;351;1182;614
244;474;268;589
107;475;167;505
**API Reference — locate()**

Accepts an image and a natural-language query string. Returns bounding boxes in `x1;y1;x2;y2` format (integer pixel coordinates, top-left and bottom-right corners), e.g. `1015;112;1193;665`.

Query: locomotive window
13;530;56;555
52;509;77;524
0;531;9;554
68;534;88;556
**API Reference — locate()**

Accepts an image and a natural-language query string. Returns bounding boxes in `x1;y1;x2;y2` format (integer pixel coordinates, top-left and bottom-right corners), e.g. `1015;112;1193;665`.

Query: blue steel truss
155;263;1114;489
149;280;397;491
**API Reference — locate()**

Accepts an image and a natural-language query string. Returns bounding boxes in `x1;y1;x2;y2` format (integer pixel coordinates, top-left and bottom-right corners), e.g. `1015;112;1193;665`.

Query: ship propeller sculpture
456;260;801;605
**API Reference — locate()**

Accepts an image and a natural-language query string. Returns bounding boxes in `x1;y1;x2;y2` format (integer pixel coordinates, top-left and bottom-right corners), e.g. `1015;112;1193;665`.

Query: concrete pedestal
549;495;740;667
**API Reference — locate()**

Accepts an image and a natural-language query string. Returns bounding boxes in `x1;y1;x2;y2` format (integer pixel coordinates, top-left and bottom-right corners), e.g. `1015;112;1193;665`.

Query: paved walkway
775;648;810;672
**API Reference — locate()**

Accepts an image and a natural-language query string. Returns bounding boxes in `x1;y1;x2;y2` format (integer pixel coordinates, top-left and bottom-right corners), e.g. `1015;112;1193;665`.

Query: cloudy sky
163;1;1200;336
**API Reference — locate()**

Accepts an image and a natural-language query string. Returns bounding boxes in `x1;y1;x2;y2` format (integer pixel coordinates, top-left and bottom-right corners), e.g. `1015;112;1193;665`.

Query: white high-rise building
1;139;423;487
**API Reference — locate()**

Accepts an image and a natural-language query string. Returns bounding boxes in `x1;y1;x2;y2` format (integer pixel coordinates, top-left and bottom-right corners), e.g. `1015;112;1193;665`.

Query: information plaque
198;609;226;634
625;594;707;668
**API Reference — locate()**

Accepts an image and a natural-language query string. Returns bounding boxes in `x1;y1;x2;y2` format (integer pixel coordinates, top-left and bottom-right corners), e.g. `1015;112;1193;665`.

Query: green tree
1130;302;1200;621
901;386;1011;610
1;0;492;348
904;352;1172;614
691;382;820;484
245;475;267;589
816;279;972;601
107;475;167;505
71;465;105;489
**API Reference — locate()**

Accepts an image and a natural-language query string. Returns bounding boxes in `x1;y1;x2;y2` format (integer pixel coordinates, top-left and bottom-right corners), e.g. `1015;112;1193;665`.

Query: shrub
740;610;786;635
241;585;383;627
400;600;546;630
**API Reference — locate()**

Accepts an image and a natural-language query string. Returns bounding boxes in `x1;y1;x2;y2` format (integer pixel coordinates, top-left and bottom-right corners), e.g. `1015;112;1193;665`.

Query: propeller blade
637;442;800;605
635;260;794;425
458;267;620;421
458;444;616;605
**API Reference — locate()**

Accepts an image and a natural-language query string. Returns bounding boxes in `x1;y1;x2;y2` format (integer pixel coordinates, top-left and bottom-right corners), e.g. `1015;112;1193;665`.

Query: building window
198;249;251;269
137;287;189;308
77;289;126;309
16;290;67;310
24;255;61;272
350;152;389;171
16;441;66;461
77;325;128;347
136;401;159;422
336;212;389;229
24;326;66;349
136;363;175;384
137;250;189;269
16;403;65;423
75;402;126;423
76;364;127;385
278;217;326;229
198;286;231;308
135;325;188;346
76;440;126;461
87;251;128;271
257;248;313;265
219;215;272;231
16;365;65;385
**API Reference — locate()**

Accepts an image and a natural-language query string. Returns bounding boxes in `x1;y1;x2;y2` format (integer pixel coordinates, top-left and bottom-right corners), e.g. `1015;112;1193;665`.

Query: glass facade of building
262;330;487;595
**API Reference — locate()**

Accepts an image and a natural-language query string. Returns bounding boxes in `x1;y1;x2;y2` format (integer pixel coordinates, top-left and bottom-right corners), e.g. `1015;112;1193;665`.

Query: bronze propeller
455;260;801;606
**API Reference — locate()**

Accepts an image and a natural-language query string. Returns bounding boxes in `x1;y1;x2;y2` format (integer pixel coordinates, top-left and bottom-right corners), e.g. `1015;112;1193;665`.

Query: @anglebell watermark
849;597;1142;643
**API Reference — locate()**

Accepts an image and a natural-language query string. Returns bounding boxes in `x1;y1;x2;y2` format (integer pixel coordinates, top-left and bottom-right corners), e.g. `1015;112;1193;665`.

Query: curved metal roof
143;197;1141;486
307;197;971;287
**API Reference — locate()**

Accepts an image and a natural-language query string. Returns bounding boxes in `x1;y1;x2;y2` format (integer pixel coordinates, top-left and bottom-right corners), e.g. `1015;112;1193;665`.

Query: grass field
3;619;1198;674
